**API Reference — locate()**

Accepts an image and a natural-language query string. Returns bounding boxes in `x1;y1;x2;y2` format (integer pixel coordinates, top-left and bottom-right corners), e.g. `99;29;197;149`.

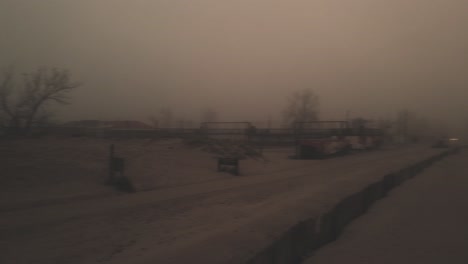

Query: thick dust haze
1;0;467;131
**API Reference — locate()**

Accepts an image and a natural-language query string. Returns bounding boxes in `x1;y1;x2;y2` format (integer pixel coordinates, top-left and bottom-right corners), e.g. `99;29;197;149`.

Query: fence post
108;144;115;184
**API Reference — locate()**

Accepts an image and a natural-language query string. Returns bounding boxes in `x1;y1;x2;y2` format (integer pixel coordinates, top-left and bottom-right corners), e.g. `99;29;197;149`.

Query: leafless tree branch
0;67;81;135
283;88;319;127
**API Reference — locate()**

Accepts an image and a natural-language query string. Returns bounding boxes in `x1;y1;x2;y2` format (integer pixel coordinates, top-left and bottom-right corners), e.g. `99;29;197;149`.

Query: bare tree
149;108;177;128
283;88;319;127
159;107;173;128
395;110;432;142
200;108;218;123
377;118;393;130
267;114;273;129
148;115;159;128
350;117;368;129
0;67;80;135
177;118;187;128
396;109;410;142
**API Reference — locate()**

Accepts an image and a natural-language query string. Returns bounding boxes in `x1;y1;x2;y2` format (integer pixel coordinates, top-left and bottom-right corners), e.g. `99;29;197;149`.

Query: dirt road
305;150;468;264
0;144;443;264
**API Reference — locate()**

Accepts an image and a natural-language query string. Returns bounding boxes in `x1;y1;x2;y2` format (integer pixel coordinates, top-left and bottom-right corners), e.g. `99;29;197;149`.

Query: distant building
64;120;153;129
105;120;153;129
64;120;102;128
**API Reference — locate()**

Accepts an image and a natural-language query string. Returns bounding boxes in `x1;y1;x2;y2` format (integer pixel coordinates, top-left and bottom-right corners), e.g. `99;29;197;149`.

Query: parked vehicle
432;137;460;148
294;121;383;159
296;136;351;159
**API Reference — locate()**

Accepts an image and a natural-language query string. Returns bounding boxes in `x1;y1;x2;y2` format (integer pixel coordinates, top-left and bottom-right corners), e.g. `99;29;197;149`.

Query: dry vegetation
0;136;272;210
185;136;264;159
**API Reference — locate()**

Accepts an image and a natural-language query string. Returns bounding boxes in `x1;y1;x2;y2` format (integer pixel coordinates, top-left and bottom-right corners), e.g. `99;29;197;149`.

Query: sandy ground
0;137;443;264
0;137;262;209
305;150;468;264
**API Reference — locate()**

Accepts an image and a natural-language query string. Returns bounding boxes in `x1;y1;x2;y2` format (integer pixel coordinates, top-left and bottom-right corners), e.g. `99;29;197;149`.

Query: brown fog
1;0;467;132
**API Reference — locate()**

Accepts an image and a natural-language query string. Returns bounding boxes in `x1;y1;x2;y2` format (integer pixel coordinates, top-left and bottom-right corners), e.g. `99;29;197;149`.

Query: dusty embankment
305;149;466;264
0;139;446;264
247;148;457;264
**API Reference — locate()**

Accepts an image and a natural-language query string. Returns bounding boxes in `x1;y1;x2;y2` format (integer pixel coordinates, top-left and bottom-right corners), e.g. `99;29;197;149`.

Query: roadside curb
247;148;459;264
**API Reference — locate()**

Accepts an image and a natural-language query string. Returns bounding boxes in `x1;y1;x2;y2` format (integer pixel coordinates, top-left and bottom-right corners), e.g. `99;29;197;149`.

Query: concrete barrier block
363;181;385;210
393;169;407;186
247;247;273;264
332;191;366;235
270;233;294;264
317;212;337;244
247;218;319;264
382;173;396;194
245;149;456;264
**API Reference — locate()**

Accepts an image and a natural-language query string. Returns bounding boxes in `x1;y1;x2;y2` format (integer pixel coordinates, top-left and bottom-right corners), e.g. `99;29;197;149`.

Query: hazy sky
1;0;467;127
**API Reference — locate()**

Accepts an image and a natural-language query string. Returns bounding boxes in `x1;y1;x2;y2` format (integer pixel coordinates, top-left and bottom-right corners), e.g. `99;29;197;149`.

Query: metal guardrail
43;126;384;139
